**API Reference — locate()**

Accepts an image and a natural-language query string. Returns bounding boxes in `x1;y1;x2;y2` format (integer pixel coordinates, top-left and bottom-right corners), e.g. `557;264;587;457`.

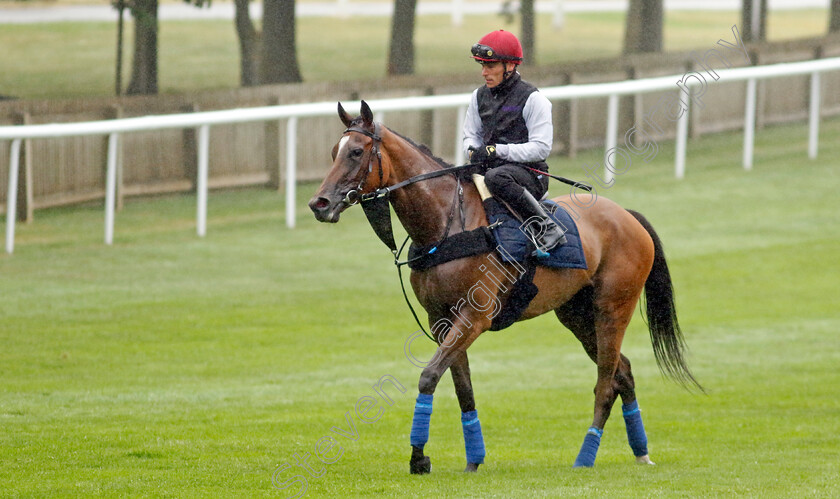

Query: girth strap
406;227;497;272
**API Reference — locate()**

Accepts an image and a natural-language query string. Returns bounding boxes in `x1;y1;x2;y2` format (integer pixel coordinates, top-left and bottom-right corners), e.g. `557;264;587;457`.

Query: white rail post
104;133;119;245
604;94;619;184
808;71;821;160
675;91;690;179
452;0;463;27
455;105;466;166
5;139;22;254
197;125;209;237
337;0;349;18
553;0;565;30
743;78;757;170
286;116;298;229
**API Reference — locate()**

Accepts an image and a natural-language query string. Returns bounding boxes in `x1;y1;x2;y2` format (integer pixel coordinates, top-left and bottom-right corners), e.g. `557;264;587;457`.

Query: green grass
1;115;839;496
0;9;834;99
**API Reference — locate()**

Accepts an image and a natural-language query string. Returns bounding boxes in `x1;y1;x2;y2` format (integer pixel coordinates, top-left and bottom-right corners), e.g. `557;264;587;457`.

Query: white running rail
2;56;839;253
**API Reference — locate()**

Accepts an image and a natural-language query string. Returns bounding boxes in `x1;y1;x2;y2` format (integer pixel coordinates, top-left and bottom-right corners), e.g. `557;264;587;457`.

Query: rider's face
480;61;511;88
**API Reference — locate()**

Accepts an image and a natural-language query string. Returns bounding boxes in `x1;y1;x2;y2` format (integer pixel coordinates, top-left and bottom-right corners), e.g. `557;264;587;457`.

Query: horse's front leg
409;319;483;475
450;350;486;472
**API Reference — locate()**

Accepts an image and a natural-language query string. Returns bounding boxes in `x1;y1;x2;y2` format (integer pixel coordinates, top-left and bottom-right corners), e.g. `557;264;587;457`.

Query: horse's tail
627;209;704;392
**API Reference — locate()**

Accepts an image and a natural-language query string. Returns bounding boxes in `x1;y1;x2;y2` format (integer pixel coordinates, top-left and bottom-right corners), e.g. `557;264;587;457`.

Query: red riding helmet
470;30;523;65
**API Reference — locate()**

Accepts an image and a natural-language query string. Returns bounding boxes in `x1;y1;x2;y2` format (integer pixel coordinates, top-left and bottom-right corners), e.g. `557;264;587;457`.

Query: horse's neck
381;131;485;247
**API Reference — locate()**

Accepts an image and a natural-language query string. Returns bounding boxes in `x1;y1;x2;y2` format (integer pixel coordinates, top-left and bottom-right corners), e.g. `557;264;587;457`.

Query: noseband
340;123;384;206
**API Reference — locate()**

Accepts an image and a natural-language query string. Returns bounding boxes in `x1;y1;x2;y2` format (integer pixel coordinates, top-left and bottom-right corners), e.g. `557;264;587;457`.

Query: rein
341;124;474;342
339;124;583;342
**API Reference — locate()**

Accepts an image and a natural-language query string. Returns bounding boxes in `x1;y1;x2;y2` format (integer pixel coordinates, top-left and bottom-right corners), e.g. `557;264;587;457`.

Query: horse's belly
519;267;591;319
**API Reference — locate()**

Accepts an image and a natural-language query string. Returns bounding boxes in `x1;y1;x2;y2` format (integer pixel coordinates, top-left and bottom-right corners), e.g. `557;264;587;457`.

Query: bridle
340;123;384;207
340;123;477;205
337;124;471;245
337;122;473;343
332;121;588;343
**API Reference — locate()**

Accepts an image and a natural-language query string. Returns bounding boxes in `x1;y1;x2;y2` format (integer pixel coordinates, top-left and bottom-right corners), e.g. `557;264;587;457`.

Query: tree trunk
234;0;260;86
126;0;159;95
623;0;663;54
741;0;768;42
261;0;302;84
520;0;536;65
387;0;417;75
830;0;840;33
115;0;126;95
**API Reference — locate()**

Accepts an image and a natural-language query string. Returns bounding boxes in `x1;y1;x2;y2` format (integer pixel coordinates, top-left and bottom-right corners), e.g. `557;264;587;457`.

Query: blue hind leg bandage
622;399;649;457
409;393;434;449
573;427;603;468
461;410;486;464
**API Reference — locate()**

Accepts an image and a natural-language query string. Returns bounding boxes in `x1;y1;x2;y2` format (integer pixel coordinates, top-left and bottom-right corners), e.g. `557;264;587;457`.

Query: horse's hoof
410;456;431;474
635;455;656;465
464;462;480;472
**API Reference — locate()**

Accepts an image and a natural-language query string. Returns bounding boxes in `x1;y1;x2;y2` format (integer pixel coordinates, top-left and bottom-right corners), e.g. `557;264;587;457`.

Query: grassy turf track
1;117;839;497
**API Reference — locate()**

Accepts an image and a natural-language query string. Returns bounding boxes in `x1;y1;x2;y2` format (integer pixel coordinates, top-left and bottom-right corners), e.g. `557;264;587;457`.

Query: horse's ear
337;102;354;128
360;100;374;127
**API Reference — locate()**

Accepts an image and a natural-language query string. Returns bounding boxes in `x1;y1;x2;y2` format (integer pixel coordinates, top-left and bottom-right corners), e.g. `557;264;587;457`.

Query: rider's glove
468;144;497;165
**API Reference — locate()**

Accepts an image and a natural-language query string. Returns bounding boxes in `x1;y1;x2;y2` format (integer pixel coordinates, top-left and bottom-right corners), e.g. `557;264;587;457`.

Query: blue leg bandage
573;427;603;468
622;400;649;457
409;393;433;449
461;410;486;464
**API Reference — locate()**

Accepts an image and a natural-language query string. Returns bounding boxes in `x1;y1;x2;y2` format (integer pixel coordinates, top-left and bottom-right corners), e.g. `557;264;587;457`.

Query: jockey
463;29;567;254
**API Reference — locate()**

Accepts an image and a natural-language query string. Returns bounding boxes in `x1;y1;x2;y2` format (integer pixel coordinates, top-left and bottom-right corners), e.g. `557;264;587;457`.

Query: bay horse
308;101;701;474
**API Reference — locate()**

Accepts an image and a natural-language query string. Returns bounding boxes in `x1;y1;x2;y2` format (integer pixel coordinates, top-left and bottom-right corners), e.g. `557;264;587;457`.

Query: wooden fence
2;35;839;219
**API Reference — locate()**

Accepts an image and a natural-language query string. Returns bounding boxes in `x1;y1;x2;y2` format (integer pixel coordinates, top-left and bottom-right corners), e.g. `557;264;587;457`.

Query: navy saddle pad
486;198;587;269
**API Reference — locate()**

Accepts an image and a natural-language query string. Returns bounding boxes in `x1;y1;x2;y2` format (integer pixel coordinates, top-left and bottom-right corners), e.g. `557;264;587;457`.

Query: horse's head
309;100;389;223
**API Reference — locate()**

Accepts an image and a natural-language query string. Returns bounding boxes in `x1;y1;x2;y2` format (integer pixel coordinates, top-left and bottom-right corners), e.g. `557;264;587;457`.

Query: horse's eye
349;148;364;158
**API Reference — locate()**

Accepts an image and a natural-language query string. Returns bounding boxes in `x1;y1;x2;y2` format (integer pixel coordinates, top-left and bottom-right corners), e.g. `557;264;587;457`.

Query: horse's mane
388;128;454;171
346;116;456;171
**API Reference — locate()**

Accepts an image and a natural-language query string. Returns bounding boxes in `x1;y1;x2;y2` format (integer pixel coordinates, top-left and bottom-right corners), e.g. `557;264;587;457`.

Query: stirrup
524;225;552;258
530;220;566;257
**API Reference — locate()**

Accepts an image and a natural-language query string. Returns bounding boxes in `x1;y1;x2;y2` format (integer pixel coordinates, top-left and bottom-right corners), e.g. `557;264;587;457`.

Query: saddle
405;175;587;331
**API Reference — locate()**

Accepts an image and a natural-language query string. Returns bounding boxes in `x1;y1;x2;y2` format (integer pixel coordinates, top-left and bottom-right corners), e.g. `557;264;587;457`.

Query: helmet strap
502;63;516;81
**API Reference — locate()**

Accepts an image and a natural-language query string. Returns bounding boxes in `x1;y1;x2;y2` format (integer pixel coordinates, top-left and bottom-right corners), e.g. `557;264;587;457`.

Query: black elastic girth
406;227;496;272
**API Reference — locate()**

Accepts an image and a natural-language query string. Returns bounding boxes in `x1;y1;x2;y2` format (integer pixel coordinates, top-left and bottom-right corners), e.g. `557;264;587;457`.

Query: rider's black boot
508;189;567;256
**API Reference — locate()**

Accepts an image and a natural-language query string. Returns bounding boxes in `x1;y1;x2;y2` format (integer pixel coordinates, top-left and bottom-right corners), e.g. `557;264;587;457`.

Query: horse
308;100;701;474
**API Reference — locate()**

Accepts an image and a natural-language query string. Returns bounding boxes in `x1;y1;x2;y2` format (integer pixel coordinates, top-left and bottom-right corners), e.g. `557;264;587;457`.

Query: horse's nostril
311;197;330;211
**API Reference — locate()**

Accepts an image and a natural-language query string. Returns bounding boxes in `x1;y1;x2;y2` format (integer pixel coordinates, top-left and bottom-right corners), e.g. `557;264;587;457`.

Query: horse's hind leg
555;286;653;466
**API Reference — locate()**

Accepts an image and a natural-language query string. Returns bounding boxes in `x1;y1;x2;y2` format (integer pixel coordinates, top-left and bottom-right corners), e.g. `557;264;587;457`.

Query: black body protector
476;72;566;256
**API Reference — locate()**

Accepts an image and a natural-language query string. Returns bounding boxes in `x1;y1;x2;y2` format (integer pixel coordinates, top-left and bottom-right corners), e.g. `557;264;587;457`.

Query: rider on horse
463;29;567;254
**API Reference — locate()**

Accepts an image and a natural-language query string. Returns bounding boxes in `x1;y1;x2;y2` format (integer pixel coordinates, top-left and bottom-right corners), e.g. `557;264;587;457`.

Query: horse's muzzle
308;196;342;223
